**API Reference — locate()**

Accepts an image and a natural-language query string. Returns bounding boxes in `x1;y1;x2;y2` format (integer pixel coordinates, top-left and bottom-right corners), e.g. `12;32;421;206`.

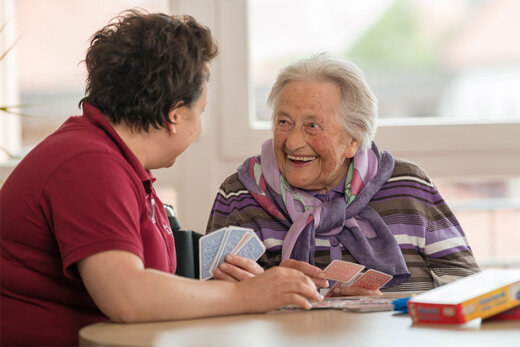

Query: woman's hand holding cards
235;267;323;312
280;259;329;288
214;254;264;282
323;260;392;297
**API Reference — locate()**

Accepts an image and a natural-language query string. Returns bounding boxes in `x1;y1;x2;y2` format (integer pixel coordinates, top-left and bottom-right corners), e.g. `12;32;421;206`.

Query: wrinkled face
273;80;359;193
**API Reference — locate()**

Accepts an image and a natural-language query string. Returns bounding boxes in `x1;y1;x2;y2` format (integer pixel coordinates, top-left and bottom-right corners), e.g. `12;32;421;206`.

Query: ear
344;137;360;159
166;101;184;134
166;121;176;135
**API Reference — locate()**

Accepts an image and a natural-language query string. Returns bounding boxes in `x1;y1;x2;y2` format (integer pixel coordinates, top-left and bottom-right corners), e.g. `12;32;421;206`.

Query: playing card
210;227;250;273
209;228;230;274
309;300;349;310
323;260;365;283
349;269;393;290
341;297;395;312
324;281;342;298
234;231;266;261
230;232;252;254
199;228;227;280
342;301;394;312
284;297;394;312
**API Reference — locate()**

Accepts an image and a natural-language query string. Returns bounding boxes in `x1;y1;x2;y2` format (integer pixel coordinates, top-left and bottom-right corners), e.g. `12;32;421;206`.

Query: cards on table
199;226;266;280
278;297;395;312
323;260;393;297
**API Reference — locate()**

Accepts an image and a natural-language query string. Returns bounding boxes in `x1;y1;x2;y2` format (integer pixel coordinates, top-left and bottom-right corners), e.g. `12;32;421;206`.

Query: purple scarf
237;139;410;287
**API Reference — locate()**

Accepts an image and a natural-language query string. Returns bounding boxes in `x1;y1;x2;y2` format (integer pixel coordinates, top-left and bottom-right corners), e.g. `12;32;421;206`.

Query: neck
111;122;149;168
312;158;351;194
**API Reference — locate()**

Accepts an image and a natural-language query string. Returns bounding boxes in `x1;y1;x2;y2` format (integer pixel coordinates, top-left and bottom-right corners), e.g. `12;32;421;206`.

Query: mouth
286;154;317;163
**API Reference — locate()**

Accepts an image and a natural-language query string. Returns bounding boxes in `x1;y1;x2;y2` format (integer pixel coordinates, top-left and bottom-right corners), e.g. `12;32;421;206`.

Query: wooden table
79;308;520;347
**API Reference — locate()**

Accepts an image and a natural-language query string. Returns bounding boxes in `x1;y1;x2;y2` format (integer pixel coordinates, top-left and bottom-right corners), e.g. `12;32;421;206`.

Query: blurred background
1;0;519;268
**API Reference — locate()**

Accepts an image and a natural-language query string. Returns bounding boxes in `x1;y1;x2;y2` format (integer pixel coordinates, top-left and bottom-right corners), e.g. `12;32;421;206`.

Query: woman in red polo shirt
0;10;321;346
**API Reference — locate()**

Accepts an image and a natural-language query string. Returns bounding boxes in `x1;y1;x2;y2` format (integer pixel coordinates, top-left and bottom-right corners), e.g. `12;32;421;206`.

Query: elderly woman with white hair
206;54;479;295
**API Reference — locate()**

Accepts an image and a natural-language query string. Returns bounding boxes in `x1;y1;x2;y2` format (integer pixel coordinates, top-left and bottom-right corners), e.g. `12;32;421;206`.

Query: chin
161;158;177;168
286;178;311;191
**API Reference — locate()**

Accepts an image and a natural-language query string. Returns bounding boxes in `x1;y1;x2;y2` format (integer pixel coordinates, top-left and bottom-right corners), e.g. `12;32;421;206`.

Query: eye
308;122;320;129
276;118;291;129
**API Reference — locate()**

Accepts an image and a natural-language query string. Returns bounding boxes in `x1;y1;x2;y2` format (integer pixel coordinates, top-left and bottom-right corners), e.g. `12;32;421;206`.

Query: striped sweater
206;158;480;292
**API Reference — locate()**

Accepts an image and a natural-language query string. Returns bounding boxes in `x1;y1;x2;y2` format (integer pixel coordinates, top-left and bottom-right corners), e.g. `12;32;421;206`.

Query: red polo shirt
0;103;176;346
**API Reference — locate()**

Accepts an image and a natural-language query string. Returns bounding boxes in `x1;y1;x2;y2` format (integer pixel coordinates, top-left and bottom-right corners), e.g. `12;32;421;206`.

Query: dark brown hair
80;9;218;132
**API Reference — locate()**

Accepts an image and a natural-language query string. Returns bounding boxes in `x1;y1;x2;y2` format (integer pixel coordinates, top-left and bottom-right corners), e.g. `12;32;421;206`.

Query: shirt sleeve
41;152;145;279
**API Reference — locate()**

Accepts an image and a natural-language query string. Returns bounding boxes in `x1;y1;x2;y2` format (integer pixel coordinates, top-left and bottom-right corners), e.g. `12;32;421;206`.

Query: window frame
215;0;520;179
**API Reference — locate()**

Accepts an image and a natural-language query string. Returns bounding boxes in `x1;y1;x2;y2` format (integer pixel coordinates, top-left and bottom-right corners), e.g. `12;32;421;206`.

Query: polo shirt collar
81;102;156;191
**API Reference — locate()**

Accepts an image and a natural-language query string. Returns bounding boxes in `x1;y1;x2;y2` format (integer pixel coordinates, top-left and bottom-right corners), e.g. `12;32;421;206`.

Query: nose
285;127;306;152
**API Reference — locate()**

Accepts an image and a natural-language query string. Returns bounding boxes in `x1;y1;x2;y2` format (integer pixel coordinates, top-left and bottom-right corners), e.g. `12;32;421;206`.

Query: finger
219;262;255;281
225;254;264;275
282;276;322;302
278;293;312;310
213;267;237;282
279;260;328;288
265;266;319;296
281;259;326;280
309;277;329;289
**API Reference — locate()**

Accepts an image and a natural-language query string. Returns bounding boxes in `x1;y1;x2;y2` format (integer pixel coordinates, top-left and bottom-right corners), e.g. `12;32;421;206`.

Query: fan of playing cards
323;260;393;297
199;226;266;280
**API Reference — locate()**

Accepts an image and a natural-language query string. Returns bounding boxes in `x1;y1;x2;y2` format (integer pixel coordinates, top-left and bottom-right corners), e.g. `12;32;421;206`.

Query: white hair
267;53;377;150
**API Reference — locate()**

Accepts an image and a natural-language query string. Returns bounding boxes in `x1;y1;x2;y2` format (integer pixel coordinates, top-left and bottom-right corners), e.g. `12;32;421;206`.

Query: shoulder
218;172;248;194
6;123;135;202
371;157;437;209
35;123;143;204
389;157;433;186
208;171;259;232
46;116;122;156
36;143;135;190
41;152;144;212
392;157;430;180
22;116;124;178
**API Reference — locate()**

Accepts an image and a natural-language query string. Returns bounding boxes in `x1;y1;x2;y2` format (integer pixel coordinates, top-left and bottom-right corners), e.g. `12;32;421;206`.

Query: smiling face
273;80;359;193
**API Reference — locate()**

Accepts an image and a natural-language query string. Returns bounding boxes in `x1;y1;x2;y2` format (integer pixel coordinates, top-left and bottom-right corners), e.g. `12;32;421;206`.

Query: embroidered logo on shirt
163;223;173;235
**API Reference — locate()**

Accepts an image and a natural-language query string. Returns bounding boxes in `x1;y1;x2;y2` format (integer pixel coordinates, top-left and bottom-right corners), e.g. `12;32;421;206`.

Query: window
219;0;520;267
1;0;170;162
249;0;520;123
437;177;520;268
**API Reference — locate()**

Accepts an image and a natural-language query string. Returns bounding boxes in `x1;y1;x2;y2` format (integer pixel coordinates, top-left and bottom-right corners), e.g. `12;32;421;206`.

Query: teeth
287;154;316;161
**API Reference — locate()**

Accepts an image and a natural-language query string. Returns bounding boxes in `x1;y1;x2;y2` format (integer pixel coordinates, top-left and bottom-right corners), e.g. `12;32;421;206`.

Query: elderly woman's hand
279;259;329;288
213;254;264;282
